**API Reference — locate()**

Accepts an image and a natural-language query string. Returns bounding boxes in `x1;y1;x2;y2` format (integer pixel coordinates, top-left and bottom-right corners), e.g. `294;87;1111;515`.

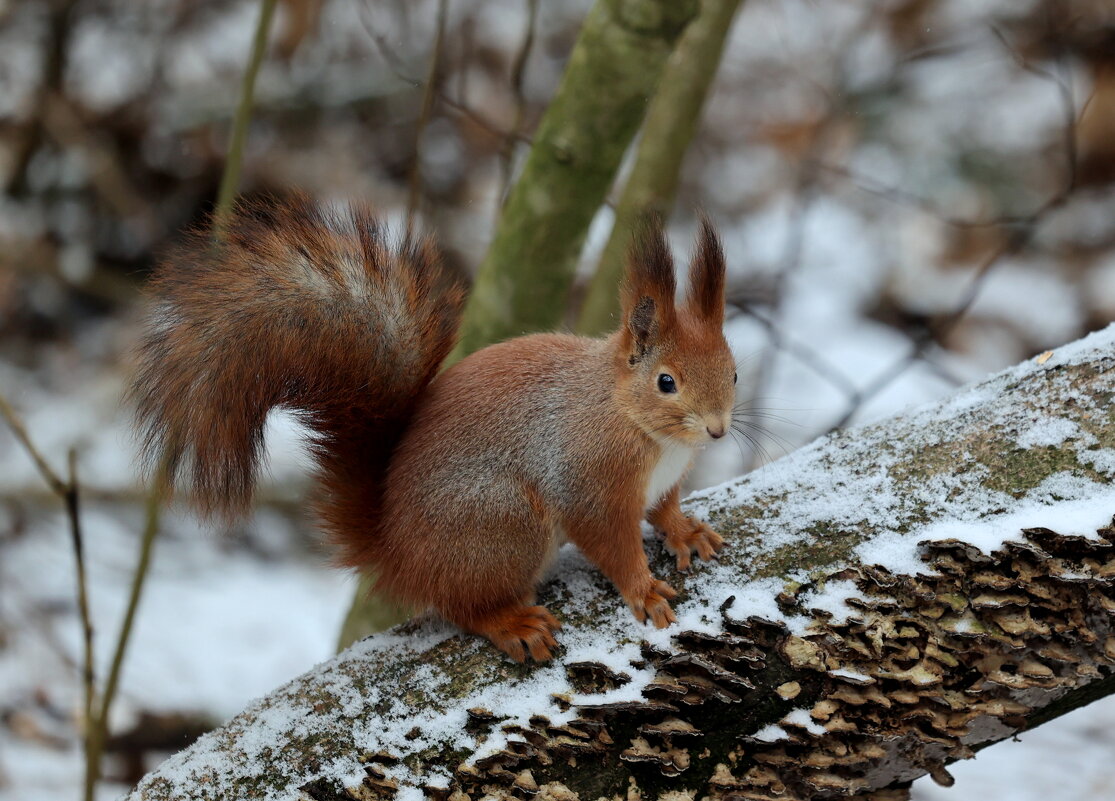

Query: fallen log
128;325;1115;801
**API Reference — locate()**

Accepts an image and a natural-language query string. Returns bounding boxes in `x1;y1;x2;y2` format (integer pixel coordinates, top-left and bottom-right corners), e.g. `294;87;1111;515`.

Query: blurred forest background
2;0;1115;799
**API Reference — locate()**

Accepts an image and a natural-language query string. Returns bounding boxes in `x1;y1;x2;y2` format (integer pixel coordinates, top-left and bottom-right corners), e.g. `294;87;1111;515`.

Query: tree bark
576;0;744;337
451;0;698;359
126;326;1115;801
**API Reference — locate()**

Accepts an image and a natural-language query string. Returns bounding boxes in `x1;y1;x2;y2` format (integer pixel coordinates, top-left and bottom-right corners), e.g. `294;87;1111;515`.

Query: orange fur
132;203;734;662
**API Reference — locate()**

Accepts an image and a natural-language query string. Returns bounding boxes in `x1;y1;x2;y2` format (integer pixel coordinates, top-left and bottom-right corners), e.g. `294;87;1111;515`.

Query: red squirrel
132;194;735;662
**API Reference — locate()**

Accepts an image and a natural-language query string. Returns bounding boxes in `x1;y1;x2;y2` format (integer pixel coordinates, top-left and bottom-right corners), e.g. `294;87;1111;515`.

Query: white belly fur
644;444;695;510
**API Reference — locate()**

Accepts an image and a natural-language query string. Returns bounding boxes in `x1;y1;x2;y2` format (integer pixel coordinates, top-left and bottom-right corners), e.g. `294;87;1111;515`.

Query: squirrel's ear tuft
687;213;726;326
621;215;676;360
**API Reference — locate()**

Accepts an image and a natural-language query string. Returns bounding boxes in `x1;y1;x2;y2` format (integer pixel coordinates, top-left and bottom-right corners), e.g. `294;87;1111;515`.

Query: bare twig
7;0;79;196
989;23;1078;197
499;0;539;207
361;5;530;146
815;161;1040;229
738;306;860;401
0;393;100;801
66;449;96;773
824;221;1041;435
0;394;67;496
823;25;1081;234
214;0;278;230
508;0;538;114
441;94;531;144
85;469;166;800
456;15;475;103
360;4;421;81
406;0;449;234
41;93;159;235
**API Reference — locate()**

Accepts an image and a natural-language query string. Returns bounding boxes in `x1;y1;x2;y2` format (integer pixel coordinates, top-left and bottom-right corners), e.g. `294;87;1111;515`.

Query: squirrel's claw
664;519;725;572
472;605;561;663
627;579;677;629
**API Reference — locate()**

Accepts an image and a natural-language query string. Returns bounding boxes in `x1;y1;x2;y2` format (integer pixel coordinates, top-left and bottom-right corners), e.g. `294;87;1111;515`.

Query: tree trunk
126;326;1115;801
451;0;698;359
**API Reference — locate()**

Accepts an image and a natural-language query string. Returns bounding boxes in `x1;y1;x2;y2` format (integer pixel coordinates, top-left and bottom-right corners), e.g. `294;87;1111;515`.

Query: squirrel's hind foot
465;604;561;663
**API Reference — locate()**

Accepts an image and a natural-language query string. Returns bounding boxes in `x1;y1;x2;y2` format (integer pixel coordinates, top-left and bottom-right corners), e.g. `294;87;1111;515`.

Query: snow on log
128;326;1115;801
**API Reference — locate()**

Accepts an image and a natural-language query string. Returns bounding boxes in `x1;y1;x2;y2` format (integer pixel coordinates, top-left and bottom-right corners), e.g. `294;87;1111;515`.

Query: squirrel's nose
707;425;725;440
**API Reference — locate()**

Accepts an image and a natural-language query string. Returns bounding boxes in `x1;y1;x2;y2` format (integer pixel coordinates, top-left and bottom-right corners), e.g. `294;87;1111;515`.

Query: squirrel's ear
621;215;676;360
686;214;726;327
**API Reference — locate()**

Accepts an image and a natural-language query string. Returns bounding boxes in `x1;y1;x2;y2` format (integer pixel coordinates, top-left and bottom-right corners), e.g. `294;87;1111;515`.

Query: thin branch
508;0;538;112
41;93;160;236
441;94;531;144
406;0;449;234
361;5;530;146
360;4;421;81
456;15;475;103
214;0;278;230
98;474;163;731
6;0;78;196
0;394;67;496
989;23;1078;197
825;221;1048;435
85;467;167;801
66;449;96;798
499;0;539;207
0;393;99;801
815;161;1040;229
823;27;1082;232
737;305;860;401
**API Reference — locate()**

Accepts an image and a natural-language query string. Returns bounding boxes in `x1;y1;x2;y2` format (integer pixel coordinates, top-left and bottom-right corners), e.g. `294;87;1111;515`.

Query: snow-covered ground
0;507;352;801
0;352;353;799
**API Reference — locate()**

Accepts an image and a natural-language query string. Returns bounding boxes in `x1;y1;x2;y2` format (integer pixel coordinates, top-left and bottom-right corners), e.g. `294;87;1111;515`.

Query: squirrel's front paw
663;519;725;572
626;579;677;628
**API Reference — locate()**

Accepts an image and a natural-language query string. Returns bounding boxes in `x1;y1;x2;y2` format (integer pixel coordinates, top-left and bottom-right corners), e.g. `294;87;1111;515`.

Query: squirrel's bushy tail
131;194;463;562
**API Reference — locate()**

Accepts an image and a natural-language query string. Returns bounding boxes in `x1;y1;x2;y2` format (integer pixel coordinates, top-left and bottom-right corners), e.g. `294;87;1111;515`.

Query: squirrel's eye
657;374;677;393
733;372;738;384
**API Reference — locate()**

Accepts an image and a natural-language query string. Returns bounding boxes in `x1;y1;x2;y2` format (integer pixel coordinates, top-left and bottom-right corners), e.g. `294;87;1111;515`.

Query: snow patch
783;707;828;736
1014;417;1086;449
